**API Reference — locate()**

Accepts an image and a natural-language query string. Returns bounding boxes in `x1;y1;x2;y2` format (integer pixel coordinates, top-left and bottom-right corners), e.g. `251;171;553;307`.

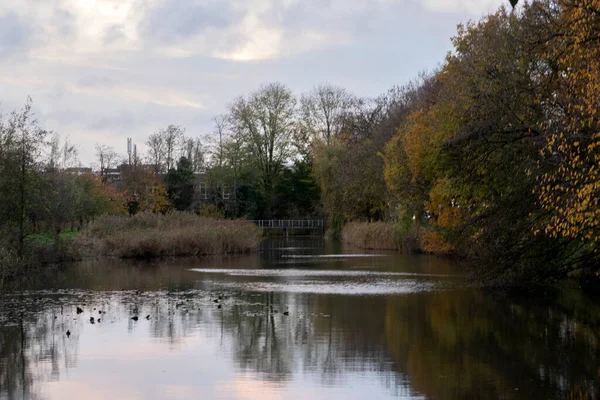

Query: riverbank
1;212;262;285
341;221;418;252
77;212;262;258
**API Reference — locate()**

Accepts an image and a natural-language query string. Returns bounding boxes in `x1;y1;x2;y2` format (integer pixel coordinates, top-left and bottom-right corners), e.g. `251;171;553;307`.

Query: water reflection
1;239;599;399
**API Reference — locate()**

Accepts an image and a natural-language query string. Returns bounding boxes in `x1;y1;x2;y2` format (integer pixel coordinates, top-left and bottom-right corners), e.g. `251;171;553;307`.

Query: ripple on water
189;268;458;295
282;254;387;258
189;268;457;278
206;279;438;295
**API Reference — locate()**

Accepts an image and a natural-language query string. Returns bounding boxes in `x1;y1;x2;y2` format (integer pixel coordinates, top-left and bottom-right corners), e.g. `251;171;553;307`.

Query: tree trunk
18;134;26;259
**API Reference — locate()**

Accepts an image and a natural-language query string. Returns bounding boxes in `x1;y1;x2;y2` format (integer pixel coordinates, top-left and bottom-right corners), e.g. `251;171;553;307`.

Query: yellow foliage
535;0;600;244
148;184;171;214
420;230;454;254
420;178;466;254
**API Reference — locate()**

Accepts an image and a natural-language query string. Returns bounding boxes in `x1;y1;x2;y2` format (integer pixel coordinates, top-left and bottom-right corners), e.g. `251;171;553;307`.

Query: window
222;185;230;200
198;183;208;200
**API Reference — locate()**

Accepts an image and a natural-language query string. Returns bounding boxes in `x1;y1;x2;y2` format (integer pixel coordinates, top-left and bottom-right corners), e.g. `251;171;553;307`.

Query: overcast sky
0;0;502;165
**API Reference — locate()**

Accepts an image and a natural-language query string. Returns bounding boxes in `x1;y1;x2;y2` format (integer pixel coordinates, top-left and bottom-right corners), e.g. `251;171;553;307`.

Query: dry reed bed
78;212;262;258
341;222;404;251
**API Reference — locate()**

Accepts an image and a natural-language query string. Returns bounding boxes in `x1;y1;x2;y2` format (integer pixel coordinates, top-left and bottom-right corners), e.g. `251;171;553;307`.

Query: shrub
0;247;27;286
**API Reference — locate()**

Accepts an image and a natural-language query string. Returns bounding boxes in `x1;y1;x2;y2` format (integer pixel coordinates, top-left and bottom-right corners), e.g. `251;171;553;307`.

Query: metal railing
250;220;325;230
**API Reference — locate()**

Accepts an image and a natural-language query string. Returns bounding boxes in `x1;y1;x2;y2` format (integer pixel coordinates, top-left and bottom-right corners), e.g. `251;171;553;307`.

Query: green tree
228;83;296;217
167;157;195;211
0;99;48;257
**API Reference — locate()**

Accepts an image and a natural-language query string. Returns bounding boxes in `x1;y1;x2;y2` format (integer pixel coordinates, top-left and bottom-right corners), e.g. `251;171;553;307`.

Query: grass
28;230;78;244
341;221;415;251
1;230;82;286
77;211;263;258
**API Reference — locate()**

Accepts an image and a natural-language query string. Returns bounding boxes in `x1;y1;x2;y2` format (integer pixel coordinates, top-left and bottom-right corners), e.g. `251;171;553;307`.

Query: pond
1;239;599;399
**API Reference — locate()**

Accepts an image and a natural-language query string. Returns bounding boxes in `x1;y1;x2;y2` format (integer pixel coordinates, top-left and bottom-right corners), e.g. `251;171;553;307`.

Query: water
1;239;599;399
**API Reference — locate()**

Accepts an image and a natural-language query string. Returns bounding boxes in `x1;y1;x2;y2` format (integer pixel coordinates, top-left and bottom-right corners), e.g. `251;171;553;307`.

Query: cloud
421;0;500;15
141;0;236;43
103;24;126;45
0;0;501;164
0;13;34;57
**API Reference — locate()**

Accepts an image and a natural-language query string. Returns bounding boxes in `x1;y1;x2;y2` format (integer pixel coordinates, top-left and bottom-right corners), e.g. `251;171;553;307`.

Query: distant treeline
1;0;598;286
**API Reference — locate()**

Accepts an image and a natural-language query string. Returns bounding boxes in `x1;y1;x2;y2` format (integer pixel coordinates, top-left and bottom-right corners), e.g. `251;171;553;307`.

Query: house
64;167;92;175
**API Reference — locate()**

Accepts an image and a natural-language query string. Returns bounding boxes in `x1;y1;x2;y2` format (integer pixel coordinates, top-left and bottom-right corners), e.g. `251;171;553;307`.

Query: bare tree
212;115;229;168
299;84;356;145
95;144;119;177
184;137;205;172
45;135;80;241
146;132;165;173
145;125;185;173
162;125;185;172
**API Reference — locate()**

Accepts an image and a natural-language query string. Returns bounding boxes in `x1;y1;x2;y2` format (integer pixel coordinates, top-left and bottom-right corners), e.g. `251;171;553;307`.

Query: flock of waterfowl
64;293;291;337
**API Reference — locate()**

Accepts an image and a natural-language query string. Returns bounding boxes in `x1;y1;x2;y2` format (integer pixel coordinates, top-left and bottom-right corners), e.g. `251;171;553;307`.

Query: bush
0;247;27;285
78;211;262;258
198;204;225;219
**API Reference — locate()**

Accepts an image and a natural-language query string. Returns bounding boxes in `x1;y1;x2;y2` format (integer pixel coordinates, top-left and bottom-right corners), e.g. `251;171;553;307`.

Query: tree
120;165;171;214
228;83;297;217
43;135;80;240
74;174;126;222
535;0;600;253
183;137;205;173
162;125;185;172
212;115;228;168
95;144;119;178
146;132;166;173
299;84;356;146
167;157;195;211
146;125;185;173
0;99;48;257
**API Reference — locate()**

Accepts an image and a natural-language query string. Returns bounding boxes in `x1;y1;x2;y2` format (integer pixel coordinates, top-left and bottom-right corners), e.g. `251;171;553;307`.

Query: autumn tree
121;166;170;215
535;0;600;269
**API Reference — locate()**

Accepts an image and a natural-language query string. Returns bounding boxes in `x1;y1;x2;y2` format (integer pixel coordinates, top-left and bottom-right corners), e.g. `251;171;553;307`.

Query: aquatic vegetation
77;211;262;258
341;222;413;251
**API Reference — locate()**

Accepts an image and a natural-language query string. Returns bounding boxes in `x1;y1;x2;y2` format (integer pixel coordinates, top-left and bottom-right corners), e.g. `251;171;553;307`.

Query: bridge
250;220;326;238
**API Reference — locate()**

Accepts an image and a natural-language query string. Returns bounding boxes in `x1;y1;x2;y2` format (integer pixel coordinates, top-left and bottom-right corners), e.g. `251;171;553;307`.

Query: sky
0;0;503;165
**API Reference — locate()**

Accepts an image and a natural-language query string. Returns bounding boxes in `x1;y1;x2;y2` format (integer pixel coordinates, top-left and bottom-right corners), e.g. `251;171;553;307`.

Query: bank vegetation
77;212;262;258
2;0;599;288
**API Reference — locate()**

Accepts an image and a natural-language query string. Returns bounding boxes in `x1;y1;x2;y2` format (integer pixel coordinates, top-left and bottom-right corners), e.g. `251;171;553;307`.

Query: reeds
78;212;262;258
341;221;408;251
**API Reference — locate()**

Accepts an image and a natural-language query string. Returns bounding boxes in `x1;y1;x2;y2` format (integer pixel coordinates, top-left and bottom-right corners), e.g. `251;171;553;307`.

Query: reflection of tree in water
209;288;600;398
1;284;600;400
217;291;406;389
0;299;80;400
382;289;600;399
